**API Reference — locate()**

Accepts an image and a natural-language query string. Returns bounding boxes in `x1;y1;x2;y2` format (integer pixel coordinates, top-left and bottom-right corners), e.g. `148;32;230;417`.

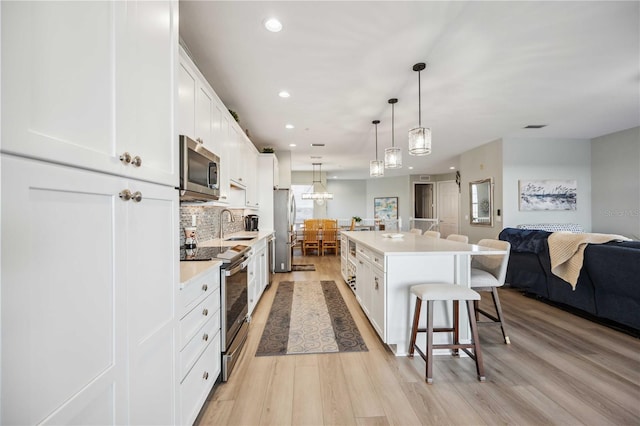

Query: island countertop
341;231;506;256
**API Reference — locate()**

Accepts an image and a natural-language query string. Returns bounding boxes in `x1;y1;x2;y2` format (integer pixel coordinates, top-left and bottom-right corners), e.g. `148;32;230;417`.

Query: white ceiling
179;1;640;179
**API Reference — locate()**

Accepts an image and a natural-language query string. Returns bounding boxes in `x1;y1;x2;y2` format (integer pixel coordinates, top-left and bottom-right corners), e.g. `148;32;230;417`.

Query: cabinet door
214;104;231;202
245;142;258;207
370;268;386;339
195;85;213;146
355;257;371;314
126;180;178;425
1;156;128;425
1;0;178;186
177;61;197;139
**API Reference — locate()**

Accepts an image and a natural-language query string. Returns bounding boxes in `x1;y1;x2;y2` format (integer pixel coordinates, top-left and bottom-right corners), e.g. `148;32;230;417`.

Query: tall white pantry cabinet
1;1;180;425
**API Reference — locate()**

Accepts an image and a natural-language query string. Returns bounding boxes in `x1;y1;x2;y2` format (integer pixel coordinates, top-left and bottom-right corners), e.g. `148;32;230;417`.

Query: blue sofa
499;227;640;331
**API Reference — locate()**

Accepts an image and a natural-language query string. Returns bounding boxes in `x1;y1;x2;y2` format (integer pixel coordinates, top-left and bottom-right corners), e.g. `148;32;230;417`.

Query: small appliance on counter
244;214;259;232
184;227;198;249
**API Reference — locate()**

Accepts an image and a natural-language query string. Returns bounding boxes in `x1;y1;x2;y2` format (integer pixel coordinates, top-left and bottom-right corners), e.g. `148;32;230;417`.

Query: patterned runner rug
256;280;368;356
292;264;316;271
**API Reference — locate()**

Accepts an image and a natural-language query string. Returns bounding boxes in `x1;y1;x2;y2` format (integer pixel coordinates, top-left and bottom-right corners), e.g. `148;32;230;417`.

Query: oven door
221;257;249;351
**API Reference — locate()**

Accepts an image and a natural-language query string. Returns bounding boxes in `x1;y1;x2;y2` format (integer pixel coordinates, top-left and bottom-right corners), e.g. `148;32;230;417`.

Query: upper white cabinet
257;154;279;231
0;0;178;187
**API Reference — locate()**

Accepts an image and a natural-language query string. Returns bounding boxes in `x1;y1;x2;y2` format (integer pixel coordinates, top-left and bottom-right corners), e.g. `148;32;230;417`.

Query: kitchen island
340;231;508;355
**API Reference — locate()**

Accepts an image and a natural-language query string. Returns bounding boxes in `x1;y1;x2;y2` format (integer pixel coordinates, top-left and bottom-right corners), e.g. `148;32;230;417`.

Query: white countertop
179;230;275;283
342;231;506;256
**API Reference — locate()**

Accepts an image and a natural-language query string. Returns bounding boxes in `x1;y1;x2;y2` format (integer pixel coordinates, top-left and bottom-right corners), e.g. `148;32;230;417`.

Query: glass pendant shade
370;120;384;177
370;160;384;177
408;126;432;156
384;147;402;168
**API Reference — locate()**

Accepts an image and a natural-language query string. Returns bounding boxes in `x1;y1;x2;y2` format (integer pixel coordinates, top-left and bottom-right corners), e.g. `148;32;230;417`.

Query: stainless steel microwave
179;135;220;201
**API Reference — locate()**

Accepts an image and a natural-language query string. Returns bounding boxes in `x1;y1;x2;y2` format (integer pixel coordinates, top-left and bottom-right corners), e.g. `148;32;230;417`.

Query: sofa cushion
499;228;550;254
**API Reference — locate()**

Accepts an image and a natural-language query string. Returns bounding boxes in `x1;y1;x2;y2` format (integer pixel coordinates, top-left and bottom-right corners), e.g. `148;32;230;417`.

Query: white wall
366;175;411;231
591;126;640;239
326;180;367;223
502;137;592;231
459;139;503;243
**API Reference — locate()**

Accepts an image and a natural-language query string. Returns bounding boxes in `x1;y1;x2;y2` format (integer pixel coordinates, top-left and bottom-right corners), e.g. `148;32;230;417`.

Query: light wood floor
197;253;640;425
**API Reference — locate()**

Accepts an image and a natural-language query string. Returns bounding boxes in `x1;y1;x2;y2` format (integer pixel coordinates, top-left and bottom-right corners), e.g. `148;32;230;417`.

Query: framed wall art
519;179;577;211
374;196;398;220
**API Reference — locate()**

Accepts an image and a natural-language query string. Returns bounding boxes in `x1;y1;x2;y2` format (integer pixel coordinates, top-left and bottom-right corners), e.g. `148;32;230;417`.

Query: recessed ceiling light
278;91;290;98
264;18;282;32
289;143;296;147
449;166;456;170
408;166;414;170
333;176;337;179
285;124;294;129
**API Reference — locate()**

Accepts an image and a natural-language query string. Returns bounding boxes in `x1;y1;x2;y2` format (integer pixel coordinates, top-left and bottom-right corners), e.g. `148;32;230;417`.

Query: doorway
437;180;459;238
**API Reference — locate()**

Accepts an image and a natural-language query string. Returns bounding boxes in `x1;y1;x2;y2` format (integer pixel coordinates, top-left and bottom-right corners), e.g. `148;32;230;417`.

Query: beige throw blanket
548;232;630;289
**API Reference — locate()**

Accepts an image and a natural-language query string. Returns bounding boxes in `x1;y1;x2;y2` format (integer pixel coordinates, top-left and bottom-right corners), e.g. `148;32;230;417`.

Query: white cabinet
1;1;179;423
247;238;268;315
354;243;386;340
257;154;279;231
178;266;221;425
1;0;179;187
245;141;259;208
1;156;179;425
178;47;230;204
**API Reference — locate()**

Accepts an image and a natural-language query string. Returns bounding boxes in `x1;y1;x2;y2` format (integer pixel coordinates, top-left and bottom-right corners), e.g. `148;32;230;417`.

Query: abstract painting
519;180;577;211
374;196;398;220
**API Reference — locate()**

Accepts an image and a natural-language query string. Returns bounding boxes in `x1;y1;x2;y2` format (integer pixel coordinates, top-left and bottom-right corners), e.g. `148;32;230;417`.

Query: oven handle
225;258;249;277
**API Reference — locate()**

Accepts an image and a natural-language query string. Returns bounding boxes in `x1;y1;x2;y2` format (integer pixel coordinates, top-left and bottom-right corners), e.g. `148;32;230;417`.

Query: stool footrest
415;327;455;333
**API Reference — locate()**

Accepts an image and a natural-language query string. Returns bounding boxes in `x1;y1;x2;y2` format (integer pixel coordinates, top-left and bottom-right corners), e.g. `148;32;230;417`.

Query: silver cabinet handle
203;371;209;380
202;308;208;316
119;189;132;201
202;284;208;292
202;333;209;342
119;152;132;164
131;191;142;203
131;156;142;167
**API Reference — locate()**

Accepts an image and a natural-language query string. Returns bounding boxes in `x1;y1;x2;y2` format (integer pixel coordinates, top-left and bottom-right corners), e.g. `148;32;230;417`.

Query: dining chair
409;228;423;235
423;231;441;239
446;234;469;243
320;227;339;256
471;239;511;344
302;228;321;255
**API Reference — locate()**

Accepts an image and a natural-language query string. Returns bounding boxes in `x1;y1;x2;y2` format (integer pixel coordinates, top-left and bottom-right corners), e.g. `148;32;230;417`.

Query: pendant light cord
418;69;422;127
392;102;395;147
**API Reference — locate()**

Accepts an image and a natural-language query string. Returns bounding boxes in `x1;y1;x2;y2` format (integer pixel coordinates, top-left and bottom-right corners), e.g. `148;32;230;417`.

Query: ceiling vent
310;155;322;159
419;175;431;181
311;143;325;147
524;124;547;129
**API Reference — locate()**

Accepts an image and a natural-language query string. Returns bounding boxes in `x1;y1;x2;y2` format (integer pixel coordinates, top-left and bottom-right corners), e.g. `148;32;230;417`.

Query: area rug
292;264;316;271
256;280;368;356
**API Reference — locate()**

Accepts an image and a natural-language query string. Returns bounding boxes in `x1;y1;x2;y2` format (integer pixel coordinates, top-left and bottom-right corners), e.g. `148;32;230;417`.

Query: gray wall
502;137;592;232
459;139;503;243
591;126;640;239
366;175;411;231
326;179;367;222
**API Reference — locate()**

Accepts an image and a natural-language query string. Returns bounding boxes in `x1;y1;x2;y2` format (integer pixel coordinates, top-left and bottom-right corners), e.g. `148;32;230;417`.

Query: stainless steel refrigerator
274;188;296;272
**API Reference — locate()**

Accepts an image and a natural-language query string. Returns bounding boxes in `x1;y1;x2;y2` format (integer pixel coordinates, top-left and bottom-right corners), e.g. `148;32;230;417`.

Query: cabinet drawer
180;311;220;381
179;266;220;318
356;245;371;261
180;334;220;426
180;291;220;350
370;250;384;271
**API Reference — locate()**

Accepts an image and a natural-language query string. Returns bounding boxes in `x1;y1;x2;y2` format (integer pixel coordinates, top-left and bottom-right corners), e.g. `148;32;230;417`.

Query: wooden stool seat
408;283;485;384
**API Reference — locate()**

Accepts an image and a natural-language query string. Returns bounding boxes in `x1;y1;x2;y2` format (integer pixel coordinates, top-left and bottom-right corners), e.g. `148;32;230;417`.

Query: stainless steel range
180;244;251;382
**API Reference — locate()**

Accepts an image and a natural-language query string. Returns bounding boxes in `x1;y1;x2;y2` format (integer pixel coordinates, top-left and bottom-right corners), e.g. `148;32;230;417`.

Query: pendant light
384;98;402;168
301;163;333;201
408;62;432;156
370;120;384;177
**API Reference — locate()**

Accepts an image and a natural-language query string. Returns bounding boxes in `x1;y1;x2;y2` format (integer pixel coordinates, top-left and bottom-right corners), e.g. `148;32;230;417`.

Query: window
291;185;313;229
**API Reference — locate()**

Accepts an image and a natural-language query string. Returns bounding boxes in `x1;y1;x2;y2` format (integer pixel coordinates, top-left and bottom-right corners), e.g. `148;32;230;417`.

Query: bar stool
408;283;485;383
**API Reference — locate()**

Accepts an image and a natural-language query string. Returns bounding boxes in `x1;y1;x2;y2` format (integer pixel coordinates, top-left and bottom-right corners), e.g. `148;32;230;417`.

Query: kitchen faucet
219;208;234;240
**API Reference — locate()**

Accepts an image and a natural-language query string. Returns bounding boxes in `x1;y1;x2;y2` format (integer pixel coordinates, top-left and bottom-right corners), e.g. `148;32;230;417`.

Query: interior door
437;181;460;238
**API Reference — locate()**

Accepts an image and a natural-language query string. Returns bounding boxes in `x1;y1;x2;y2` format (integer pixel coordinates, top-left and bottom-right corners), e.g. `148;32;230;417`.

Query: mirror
469;178;493;226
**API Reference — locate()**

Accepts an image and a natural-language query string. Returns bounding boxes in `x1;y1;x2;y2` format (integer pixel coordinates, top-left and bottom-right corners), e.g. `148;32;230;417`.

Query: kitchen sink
224;236;255;241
